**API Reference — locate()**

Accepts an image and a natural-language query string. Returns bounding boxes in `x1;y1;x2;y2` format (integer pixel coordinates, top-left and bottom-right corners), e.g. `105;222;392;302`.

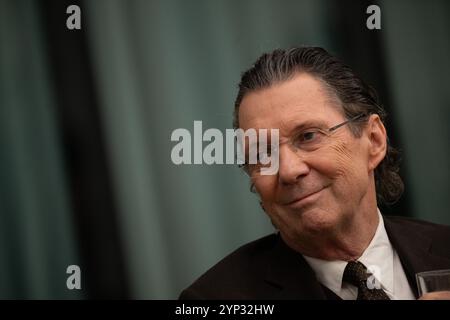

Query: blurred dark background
0;0;449;299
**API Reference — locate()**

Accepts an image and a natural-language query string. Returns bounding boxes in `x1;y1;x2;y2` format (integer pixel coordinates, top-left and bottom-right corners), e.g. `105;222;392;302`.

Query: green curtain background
0;0;448;299
0;0;82;299
382;0;450;225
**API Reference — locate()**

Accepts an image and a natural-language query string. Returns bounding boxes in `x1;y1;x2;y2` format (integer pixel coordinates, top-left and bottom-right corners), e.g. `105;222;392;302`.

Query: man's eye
300;131;318;142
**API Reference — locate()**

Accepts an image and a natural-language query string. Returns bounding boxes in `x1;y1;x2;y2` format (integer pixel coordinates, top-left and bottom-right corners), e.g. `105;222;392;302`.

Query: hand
418;291;450;300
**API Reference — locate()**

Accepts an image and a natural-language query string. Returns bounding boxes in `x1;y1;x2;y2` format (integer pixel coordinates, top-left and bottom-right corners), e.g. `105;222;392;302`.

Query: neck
317;210;379;261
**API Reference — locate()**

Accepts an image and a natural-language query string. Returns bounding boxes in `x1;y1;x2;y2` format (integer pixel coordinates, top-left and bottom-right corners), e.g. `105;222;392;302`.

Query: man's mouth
283;187;326;207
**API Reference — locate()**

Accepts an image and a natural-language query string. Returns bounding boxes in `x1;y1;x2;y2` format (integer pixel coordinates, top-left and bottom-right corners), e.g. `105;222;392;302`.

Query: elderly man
180;47;450;300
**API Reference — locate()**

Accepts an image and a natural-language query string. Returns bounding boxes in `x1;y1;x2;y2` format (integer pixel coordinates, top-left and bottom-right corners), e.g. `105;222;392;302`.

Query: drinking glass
416;269;450;296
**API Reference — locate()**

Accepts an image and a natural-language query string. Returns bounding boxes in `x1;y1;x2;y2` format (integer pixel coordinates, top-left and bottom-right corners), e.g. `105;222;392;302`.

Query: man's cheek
330;160;369;201
254;178;276;199
321;142;361;180
329;140;353;163
264;203;293;232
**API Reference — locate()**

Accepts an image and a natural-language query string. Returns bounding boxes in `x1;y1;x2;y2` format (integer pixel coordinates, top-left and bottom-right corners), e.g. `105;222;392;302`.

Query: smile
285;187;325;208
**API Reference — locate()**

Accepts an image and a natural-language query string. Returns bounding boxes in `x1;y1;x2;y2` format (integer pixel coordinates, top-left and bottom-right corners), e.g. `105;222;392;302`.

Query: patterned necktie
343;261;390;300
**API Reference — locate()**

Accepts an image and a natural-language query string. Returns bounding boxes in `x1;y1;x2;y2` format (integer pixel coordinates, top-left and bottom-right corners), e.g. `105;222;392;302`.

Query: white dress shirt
303;209;416;300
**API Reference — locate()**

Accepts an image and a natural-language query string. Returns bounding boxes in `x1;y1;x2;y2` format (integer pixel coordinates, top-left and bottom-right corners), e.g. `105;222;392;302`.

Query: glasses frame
240;113;369;175
327;113;367;133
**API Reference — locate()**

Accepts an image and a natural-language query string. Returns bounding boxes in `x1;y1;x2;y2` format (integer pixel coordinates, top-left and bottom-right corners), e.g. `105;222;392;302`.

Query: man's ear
366;114;387;171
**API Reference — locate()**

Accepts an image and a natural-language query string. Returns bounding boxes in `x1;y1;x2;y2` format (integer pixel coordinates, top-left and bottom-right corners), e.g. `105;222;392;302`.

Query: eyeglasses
242;113;368;176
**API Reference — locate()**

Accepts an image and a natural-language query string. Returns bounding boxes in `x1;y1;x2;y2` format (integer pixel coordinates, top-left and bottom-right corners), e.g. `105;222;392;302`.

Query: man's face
239;73;376;241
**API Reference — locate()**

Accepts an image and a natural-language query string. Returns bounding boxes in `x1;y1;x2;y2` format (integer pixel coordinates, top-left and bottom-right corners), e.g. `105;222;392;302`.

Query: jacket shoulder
384;215;450;256
179;233;279;299
385;215;450;232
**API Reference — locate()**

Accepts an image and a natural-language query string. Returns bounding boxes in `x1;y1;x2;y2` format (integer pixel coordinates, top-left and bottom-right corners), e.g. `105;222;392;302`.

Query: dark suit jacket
179;216;450;299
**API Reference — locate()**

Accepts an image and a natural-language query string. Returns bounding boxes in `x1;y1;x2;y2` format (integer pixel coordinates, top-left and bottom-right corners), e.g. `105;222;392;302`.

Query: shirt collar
303;209;394;296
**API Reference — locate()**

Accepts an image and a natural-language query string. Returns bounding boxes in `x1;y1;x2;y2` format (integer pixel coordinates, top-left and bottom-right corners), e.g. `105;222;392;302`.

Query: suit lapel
264;234;328;299
262;217;450;299
384;216;450;298
321;284;343;300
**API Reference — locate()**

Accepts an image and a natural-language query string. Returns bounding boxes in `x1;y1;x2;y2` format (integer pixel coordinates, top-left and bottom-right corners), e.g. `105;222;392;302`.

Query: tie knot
343;261;369;286
342;261;390;300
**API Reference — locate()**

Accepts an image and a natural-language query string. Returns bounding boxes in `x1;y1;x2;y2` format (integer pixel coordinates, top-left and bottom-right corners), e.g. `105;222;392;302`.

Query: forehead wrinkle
238;73;345;132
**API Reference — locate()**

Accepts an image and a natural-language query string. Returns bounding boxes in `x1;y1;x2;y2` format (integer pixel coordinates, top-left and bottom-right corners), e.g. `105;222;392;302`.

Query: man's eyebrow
287;119;329;135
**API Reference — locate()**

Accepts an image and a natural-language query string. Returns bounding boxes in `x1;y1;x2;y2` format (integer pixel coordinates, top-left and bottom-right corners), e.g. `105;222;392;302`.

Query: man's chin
295;208;338;234
270;204;339;235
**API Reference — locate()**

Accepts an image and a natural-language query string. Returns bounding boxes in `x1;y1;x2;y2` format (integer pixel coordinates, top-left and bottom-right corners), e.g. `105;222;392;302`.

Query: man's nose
277;144;310;185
